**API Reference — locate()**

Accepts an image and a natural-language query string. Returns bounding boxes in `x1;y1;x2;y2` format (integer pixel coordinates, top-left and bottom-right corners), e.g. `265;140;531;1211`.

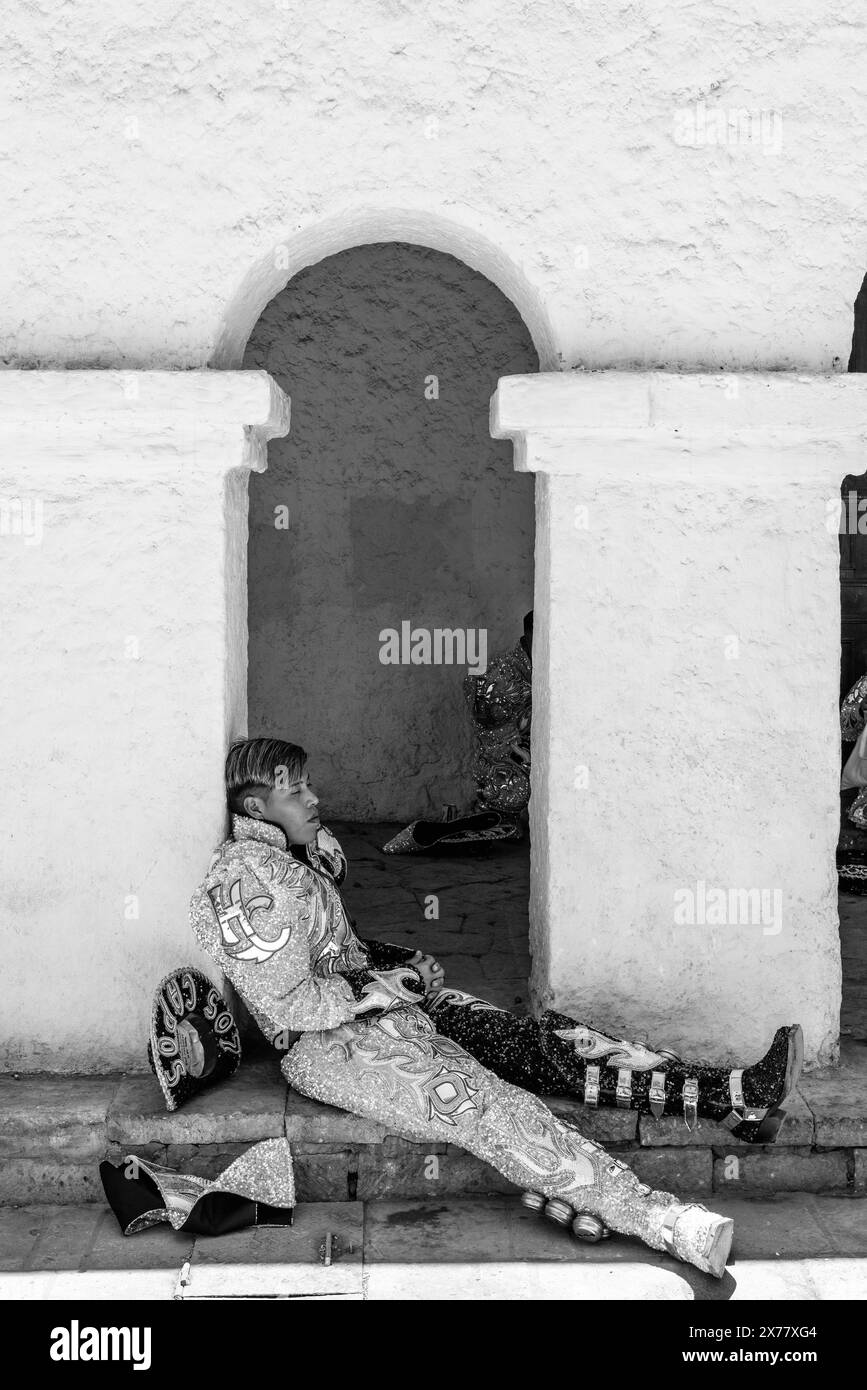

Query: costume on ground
463;635;532;816
382;633;532;854
189;817;759;1277
100;1138;295;1237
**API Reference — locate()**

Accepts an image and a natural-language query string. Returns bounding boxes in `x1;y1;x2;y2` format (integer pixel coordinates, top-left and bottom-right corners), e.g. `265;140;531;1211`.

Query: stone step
2;1040;866;1206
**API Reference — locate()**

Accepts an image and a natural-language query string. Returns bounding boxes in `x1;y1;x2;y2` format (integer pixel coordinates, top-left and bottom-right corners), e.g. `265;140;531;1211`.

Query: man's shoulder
195;837;308;891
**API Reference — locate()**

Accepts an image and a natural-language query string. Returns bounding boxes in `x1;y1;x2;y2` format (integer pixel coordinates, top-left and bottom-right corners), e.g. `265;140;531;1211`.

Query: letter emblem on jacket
207;879;289;963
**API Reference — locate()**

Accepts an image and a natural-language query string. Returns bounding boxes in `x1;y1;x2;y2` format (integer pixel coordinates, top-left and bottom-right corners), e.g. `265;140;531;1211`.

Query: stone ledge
107;1061;286;1146
712;1150;849;1195
356;1150;513;1201
0;370;290;446
637;1091;814;1149
0;1076;123;1160
547;1095;639;1143
282;1090;387;1146
0;1159;104;1206
4;1070;867;1205
799;1040;867;1149
623;1146;712;1195
492;371;867;438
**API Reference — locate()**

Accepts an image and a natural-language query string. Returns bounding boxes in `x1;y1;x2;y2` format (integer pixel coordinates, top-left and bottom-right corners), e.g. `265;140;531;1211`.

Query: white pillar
0;371;289;1070
492;372;863;1067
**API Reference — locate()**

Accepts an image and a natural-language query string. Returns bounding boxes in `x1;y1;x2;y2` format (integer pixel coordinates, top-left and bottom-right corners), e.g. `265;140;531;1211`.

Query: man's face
244;769;321;845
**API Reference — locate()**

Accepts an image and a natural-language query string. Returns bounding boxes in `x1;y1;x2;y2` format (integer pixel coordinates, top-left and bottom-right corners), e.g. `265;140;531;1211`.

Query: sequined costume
101;1139;295;1236
463;636;532;815
190;816;734;1276
841;672;867;829
381;635;531;853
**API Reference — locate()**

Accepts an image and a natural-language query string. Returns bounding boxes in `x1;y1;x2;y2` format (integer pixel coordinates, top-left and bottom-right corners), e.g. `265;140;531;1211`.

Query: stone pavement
0;1194;865;1299
332;820;533;1011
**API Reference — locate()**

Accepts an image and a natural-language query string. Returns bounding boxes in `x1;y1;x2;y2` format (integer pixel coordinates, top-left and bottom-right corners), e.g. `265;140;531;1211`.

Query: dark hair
523;610;534;633
225;737;307;816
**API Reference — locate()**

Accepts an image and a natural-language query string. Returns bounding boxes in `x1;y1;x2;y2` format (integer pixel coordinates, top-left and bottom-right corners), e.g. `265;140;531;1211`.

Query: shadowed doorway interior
243;241;539;823
241;242;539;1013
833;275;867;1046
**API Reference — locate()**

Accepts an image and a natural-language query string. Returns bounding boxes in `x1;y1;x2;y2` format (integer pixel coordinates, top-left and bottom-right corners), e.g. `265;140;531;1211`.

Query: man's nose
306;788;320;807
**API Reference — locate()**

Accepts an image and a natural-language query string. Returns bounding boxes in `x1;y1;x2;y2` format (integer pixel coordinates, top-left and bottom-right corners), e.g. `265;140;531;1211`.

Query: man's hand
408;950;445;995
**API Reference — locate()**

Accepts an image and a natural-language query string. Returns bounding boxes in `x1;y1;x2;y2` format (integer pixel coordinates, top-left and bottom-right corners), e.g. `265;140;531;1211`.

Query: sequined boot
539;1016;804;1143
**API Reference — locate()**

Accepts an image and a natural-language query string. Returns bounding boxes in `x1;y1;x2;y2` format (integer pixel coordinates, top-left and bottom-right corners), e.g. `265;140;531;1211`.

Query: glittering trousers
282;1002;724;1271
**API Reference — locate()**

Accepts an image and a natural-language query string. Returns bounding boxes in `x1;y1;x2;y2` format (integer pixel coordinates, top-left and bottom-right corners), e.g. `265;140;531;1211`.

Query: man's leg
423;987;564;1091
282;1005;732;1277
425;989;802;1144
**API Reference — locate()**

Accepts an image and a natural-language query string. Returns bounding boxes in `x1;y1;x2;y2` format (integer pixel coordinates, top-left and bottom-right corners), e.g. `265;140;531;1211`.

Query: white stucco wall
0;2;865;375
1;5;863;1069
494;372;858;1067
0;373;289;1071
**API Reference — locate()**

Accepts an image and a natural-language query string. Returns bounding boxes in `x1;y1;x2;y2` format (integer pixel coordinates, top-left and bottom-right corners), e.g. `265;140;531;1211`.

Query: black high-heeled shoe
382;809;523;854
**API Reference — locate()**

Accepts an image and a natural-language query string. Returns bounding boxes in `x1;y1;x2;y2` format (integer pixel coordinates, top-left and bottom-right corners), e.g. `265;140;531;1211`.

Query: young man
190;738;801;1278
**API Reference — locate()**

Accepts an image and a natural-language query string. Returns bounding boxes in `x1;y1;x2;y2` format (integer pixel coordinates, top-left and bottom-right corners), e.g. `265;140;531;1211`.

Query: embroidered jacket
841;671;867;742
463;638;532;812
190;816;425;1041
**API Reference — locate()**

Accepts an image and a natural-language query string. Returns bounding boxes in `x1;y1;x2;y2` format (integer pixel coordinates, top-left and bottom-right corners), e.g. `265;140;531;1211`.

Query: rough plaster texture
0;3;865;374
492;372;859;1068
1;3;864;1067
243;243;537;819
0;372;289;1071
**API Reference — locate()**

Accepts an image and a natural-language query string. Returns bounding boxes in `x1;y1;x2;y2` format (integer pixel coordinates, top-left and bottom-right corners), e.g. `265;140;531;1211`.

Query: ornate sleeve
841;673;867;742
194;858;425;1038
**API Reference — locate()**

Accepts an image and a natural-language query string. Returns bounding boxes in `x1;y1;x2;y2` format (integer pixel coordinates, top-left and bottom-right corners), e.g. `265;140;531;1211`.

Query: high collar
231;814;290;851
230;814;326;867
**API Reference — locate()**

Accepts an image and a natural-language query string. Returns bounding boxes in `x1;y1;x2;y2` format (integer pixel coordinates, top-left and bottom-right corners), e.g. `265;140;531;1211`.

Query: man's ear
242;793;266;820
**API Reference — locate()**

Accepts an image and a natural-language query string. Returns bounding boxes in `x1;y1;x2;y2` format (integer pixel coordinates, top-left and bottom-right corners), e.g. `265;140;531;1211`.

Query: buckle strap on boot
660;1204;680;1256
720;1068;769;1130
649;1071;667;1118
616;1068;632;1109
584;1064;600;1107
682;1077;699;1130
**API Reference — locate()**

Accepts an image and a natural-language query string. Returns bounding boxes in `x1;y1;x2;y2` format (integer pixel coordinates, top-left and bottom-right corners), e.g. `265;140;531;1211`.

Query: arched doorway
238;239;540;1006
241;241;538;820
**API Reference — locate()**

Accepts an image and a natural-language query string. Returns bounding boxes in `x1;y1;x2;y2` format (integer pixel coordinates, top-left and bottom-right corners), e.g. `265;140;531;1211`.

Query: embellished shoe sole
662;1203;734;1279
520;1191;611;1244
691;1212;733;1273
698;1215;734;1280
688;1213;734;1279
